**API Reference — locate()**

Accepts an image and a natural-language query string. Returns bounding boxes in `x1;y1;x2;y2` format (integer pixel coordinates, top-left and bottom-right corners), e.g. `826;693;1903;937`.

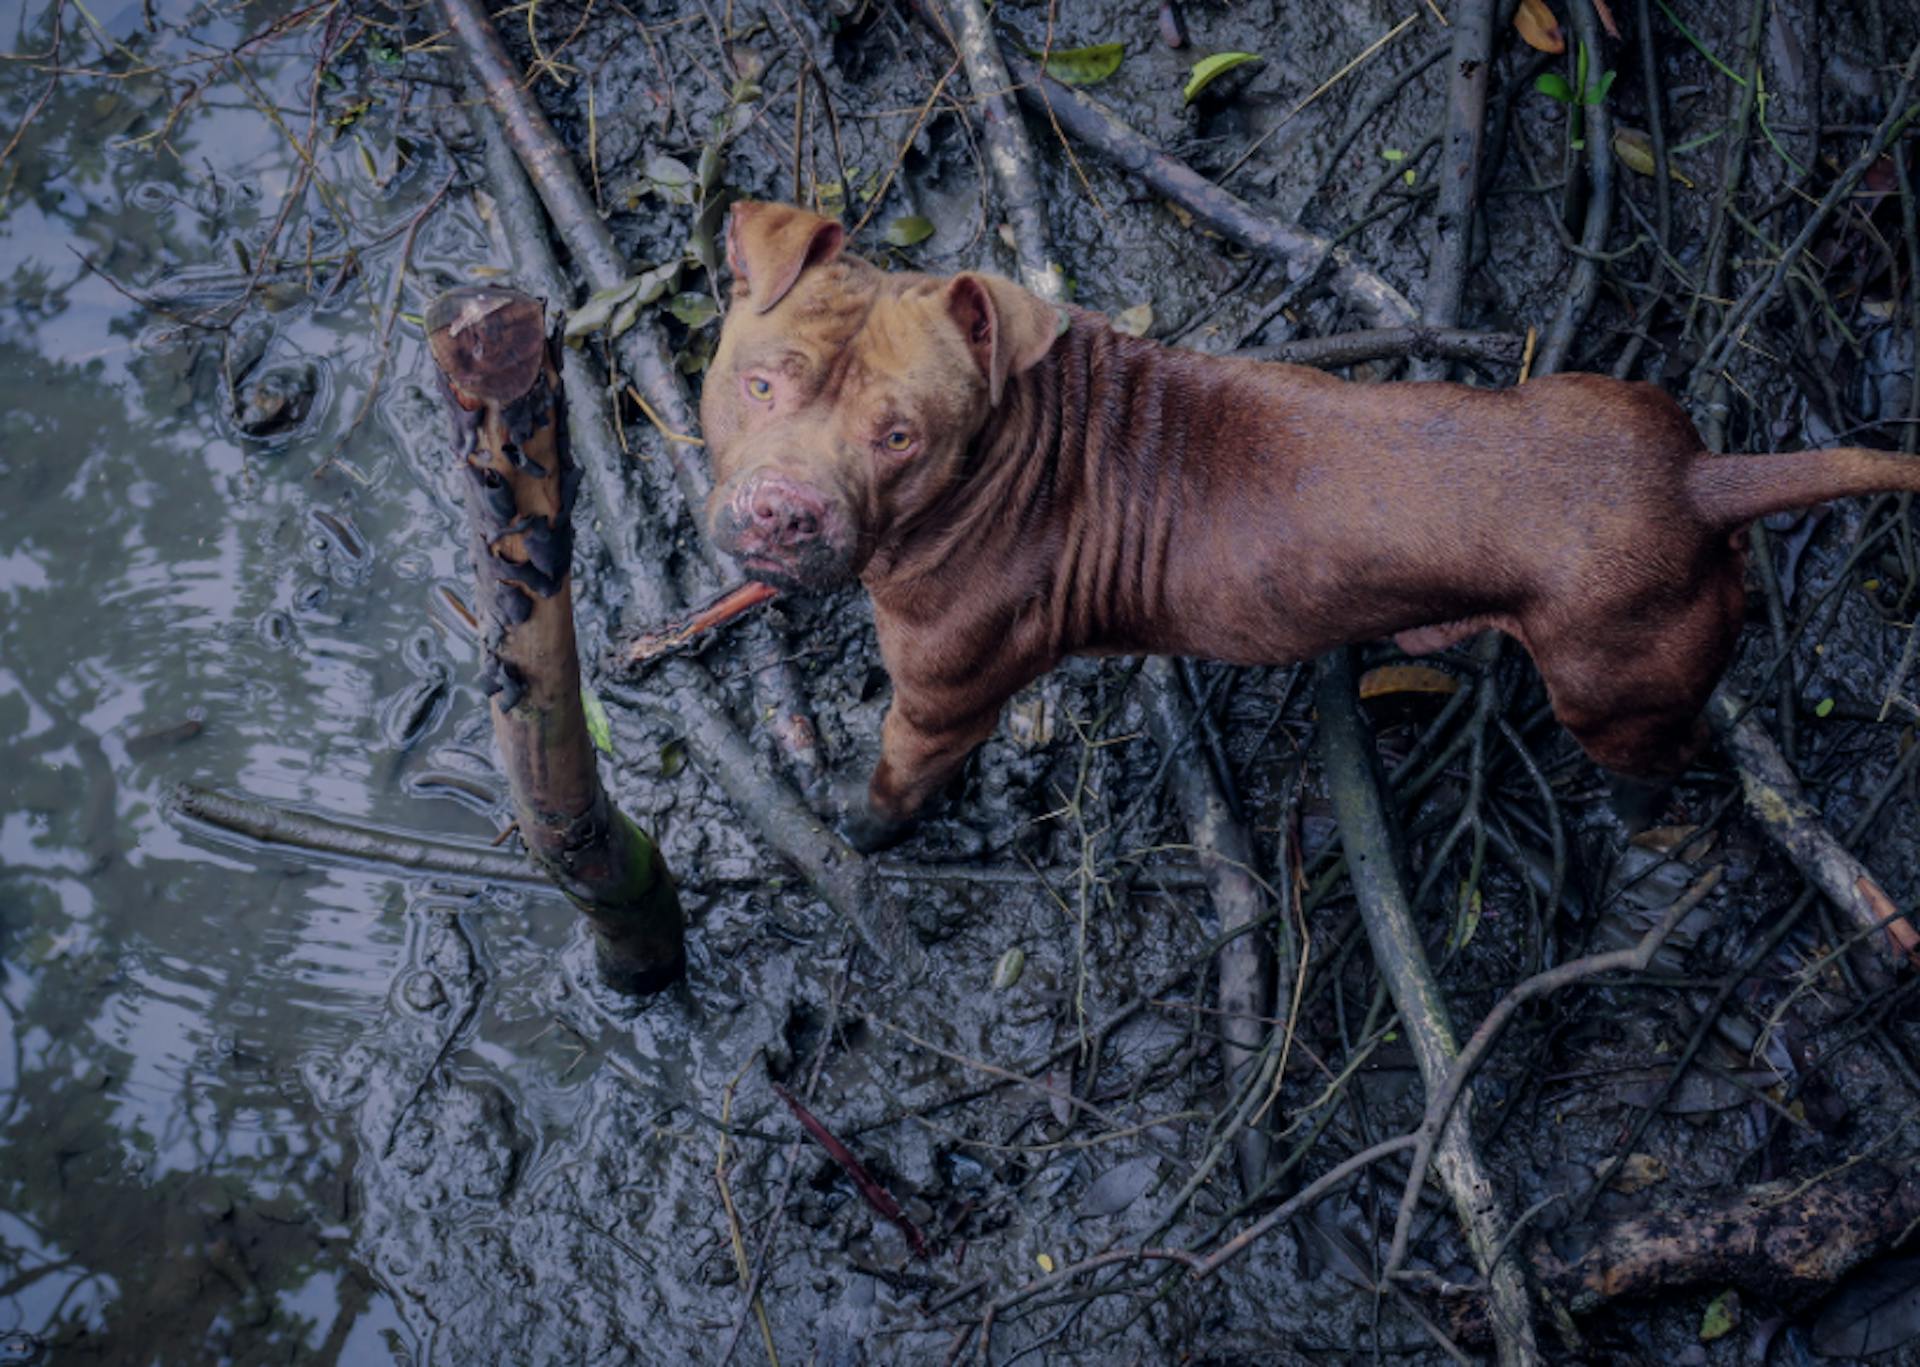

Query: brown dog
701;200;1920;850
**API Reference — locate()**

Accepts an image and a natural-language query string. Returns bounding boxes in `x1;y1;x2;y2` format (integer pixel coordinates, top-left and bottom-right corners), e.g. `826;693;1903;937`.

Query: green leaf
564;277;643;341
696;143;724;196
884;215;936;247
1700;1289;1738;1341
647;154;694;188
1037;42;1124;86
581;685;613;756
668;291;719;328
659;738;687;779
1535;71;1575;102
1585;69;1618;103
1380;146;1406;162
1816;696;1836;718
328;98;372;134
1184;51;1262;104
687;223;719;275
992;946;1026;989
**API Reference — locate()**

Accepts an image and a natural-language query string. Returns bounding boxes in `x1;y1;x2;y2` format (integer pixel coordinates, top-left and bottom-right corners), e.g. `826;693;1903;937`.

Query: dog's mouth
714;519;860;593
737;548;857;593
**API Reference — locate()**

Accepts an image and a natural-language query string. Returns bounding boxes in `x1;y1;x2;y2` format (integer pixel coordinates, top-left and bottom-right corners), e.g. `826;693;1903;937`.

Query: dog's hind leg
1523;568;1746;792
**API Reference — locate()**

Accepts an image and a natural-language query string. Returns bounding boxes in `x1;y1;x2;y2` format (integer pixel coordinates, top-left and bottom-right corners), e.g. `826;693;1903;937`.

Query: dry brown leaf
1629;822;1699;853
1592;0;1621;39
1613;127;1697;187
1358;664;1460;700
1856;874;1920;964
1514;0;1566;53
1597;1152;1669;1194
1113;302;1155;337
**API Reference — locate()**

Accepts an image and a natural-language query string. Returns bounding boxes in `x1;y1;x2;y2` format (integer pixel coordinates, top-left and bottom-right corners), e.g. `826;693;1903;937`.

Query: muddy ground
2;0;1919;1362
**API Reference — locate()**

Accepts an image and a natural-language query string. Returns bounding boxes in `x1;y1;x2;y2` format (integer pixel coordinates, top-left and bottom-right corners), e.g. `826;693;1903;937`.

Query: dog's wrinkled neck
862;312;1224;653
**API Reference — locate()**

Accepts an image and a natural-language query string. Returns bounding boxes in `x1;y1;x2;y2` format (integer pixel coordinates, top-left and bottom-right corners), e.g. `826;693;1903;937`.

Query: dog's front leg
840;691;1008;853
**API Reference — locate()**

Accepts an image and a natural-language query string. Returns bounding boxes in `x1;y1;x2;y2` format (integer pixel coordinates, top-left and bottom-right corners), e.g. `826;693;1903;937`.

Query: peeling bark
1536;1159;1920;1312
428;285;684;994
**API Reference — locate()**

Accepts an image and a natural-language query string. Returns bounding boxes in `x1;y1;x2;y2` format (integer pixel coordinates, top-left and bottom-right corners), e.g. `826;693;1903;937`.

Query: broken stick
427;285;684;994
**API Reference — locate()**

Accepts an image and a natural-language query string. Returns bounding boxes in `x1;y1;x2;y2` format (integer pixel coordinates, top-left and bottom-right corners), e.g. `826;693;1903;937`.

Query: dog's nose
744;478;826;548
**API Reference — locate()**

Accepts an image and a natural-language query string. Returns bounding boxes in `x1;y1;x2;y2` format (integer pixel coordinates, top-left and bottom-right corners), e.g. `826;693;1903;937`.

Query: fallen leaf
1036;1252;1056;1273
1044;1068;1073;1127
1597;1152;1668;1194
1856;875;1920;963
1813;1254;1920;1355
1701;1289;1739;1341
646;154;694;188
1080;1158;1158;1217
991;946;1025;990
1592;0;1621;39
1628;823;1699;854
1612;127;1697;186
1112;302;1154;337
667;291;719;328
1037;42;1125;86
884;215;935;247
581;685;614;756
564;276;643;341
1358;664;1460;700
1184;51;1262;104
1514;0;1565;54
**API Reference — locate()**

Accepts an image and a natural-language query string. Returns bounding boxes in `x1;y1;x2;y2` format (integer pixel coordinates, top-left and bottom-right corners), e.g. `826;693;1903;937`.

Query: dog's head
701;201;1064;592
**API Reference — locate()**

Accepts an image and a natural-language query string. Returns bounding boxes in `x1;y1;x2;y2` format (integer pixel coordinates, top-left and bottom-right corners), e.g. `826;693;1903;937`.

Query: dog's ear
725;201;846;315
945;273;1066;406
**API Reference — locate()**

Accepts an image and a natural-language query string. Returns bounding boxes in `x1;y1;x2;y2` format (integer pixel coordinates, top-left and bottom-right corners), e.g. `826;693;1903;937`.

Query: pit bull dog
702;200;1920;851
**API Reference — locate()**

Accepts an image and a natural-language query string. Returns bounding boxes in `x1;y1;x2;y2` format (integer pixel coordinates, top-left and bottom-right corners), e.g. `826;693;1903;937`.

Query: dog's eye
745;376;774;402
883;429;914;453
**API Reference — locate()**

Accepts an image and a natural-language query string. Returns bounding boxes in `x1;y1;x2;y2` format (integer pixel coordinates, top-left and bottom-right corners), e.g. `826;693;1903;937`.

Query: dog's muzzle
712;475;857;591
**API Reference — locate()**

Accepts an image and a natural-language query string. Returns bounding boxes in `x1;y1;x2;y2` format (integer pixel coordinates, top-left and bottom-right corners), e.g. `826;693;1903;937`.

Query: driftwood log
426;285;684;994
1535;1158;1920;1314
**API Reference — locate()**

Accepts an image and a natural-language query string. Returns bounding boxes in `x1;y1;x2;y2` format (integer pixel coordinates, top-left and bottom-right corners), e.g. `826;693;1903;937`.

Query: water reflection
1;0;496;1356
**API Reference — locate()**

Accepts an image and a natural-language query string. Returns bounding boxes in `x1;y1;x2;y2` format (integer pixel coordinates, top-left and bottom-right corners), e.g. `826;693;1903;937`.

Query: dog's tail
1687;448;1920;528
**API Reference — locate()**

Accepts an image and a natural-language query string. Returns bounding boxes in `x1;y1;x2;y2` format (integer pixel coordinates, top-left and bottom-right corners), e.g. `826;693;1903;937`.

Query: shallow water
0;3;491;1355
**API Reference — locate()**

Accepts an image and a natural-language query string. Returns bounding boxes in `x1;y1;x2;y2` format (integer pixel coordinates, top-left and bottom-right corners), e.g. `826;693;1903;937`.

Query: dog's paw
1606;772;1677;833
839;803;913;855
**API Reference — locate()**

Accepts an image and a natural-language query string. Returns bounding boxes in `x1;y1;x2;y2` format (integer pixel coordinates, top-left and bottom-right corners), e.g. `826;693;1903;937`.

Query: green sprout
1535;40;1616;152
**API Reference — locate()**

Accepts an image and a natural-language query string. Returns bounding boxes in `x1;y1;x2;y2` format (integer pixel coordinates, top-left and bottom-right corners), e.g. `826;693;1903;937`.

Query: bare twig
1535;0;1616;376
1236;327;1523;370
171;783;548;886
1313;650;1539;1365
989;49;1416;328
616;580;779;671
1709;689;1920;966
1409;0;1496;381
928;0;1064;302
771;1083;929;1258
